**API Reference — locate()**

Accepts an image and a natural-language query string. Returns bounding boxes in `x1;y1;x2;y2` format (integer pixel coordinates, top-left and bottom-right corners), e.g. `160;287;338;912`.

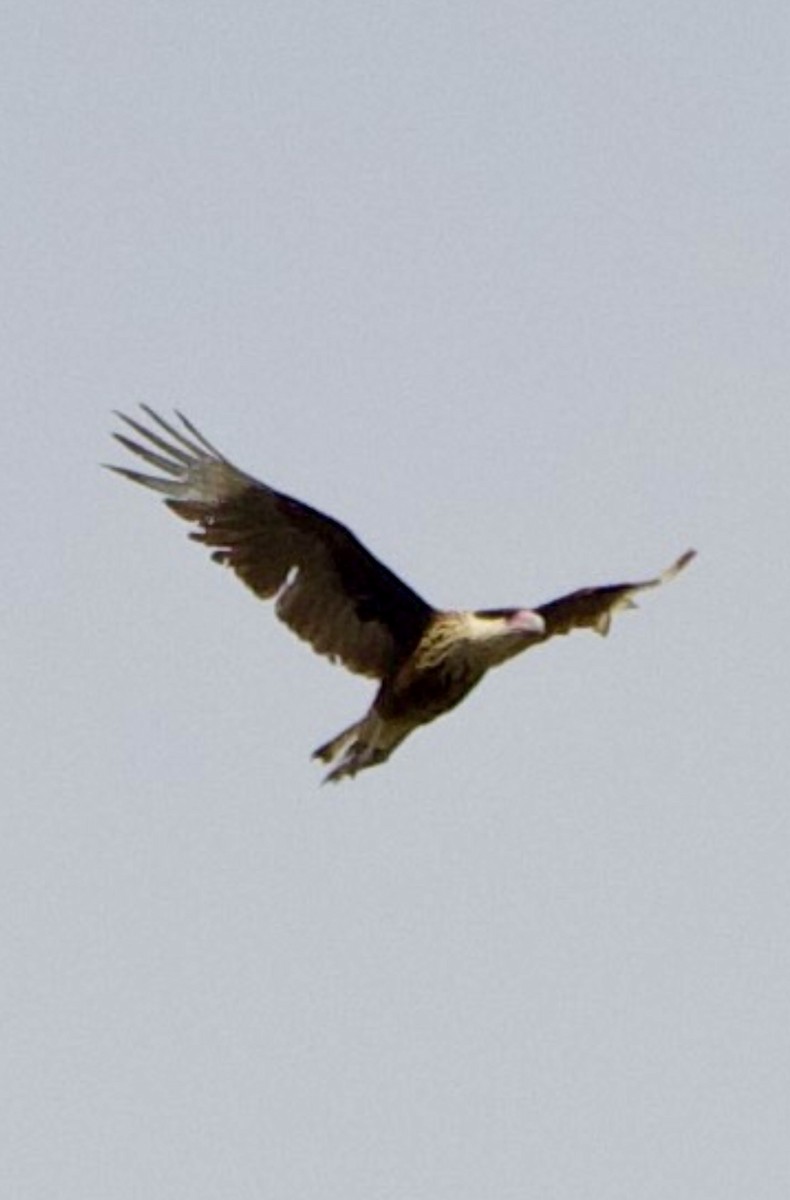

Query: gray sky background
3;2;789;1196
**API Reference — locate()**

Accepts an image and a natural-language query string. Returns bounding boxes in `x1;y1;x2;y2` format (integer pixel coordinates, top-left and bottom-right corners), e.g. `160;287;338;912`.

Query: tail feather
312;715;410;784
312;721;361;766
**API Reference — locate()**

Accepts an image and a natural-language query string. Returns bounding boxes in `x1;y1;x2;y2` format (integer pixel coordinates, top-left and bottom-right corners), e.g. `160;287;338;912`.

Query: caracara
108;408;695;782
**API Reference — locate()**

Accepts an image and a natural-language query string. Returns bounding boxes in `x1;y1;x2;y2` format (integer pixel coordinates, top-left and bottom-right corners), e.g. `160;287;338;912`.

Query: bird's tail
312;715;410;784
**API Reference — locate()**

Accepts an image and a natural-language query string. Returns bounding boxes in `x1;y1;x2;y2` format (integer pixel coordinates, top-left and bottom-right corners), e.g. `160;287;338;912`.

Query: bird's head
458;607;546;666
471;607;546;635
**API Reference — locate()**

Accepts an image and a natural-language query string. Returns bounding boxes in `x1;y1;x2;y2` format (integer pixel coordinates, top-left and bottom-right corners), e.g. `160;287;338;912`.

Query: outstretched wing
534;550;696;639
107;408;434;678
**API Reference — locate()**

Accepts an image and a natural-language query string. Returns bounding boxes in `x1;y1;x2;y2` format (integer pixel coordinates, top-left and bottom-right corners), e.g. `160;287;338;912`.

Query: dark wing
107;407;435;678
534;550;696;640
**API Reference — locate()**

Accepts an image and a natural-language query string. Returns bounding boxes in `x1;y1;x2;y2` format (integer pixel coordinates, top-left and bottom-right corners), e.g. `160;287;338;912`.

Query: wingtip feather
658;548;697;586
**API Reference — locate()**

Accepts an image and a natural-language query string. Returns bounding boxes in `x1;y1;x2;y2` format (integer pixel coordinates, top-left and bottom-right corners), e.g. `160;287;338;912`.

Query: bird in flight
109;408;695;782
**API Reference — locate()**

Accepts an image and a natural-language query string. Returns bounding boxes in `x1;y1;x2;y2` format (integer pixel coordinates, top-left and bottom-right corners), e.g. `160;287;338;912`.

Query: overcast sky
3;1;789;1197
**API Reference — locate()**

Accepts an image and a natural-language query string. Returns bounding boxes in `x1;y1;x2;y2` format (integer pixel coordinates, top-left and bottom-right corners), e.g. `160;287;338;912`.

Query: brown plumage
108;408;696;782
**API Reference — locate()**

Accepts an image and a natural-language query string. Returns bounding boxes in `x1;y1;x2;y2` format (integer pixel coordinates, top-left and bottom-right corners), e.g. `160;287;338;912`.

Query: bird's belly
377;661;484;725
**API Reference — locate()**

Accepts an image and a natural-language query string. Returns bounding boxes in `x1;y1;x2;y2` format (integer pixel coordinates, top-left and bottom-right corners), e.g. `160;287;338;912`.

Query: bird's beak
509;609;545;635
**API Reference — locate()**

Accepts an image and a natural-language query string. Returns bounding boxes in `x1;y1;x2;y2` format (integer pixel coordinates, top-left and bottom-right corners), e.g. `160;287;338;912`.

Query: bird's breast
376;647;485;724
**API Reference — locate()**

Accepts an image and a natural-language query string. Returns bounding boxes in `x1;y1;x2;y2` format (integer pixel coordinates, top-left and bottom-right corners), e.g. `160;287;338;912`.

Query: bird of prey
108;408;695;782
